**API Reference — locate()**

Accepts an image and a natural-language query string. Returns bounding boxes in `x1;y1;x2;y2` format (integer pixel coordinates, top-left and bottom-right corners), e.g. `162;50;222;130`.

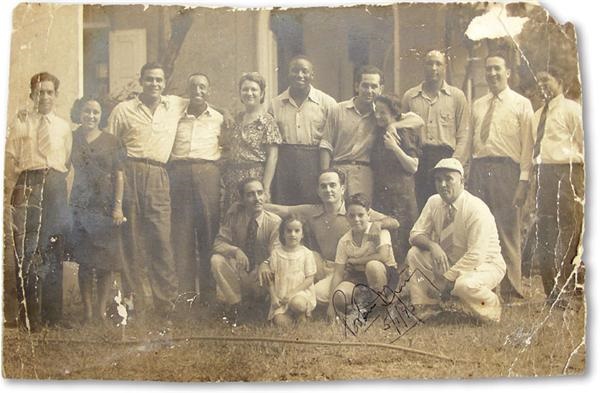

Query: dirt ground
2;276;585;382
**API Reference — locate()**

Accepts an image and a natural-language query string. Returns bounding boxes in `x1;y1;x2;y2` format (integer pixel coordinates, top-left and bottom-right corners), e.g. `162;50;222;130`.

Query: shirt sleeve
5;119;22;183
452;91;471;165
377;229;392;248
334;237;348;265
212;209;239;257
443;203;494;281
268;219;281;254
401;91;412;113
318;106;338;153
569;102;584;160
518;98;535;181
106;105;123;137
409;198;435;244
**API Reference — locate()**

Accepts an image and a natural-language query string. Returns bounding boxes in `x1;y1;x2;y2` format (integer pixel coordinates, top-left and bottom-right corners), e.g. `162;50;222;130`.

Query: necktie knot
446;204;456;222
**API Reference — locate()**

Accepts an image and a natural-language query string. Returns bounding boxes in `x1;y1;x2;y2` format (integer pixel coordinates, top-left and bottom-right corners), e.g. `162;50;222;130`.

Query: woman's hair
70;96;107;128
239;72;266;104
374;94;403;121
278;214;306;246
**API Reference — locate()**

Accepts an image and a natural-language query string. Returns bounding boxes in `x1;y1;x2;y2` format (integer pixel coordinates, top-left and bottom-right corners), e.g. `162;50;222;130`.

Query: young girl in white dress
268;216;317;327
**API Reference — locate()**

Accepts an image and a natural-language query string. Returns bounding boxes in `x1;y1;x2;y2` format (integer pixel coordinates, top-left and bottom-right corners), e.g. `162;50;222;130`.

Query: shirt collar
412;81;451;98
346;98;374;118
246;209;264;226
183;104;214;119
36;111;55;122
492;87;511;102
283;86;321;106
547;93;564;111
312;200;346;218
135;95;170;110
445;190;465;209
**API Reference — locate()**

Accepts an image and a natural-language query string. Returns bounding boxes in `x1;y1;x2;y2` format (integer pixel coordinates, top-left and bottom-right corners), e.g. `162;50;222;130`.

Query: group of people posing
6;49;583;331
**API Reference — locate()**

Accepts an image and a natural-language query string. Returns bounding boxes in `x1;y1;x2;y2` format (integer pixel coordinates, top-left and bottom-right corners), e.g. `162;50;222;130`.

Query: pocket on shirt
440;111;455;125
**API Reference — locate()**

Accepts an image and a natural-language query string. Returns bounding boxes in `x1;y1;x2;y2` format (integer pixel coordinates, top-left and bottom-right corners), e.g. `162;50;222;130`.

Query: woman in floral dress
221;72;282;214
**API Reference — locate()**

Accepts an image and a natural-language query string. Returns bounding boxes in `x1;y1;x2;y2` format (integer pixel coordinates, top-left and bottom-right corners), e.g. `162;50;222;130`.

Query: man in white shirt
402;50;470;212
468;53;534;301
169;73;224;304
6;72;72;331
531;66;584;303
407;158;506;322
319;65;383;201
107;62;187;322
269;56;337;205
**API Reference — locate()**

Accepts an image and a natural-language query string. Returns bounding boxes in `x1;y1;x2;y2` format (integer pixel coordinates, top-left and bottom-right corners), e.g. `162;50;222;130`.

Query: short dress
70;129;125;271
268;245;317;320
221;112;282;215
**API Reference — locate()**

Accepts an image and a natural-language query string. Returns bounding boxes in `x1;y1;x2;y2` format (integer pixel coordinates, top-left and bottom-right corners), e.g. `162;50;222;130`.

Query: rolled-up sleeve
518;100;535;181
409;199;435;244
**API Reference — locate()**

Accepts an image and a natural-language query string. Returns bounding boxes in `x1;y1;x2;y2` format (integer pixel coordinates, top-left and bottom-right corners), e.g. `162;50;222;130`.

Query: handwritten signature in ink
332;270;427;343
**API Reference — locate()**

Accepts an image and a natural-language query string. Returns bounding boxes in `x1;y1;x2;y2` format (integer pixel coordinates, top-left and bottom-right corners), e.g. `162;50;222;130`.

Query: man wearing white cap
406;158;506;322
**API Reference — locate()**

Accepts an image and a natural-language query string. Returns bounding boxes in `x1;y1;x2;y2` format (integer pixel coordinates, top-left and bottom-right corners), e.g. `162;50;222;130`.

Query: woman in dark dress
70;97;126;323
371;94;425;269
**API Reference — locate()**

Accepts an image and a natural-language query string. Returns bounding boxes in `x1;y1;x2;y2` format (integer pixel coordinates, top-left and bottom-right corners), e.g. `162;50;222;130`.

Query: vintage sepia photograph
0;0;589;384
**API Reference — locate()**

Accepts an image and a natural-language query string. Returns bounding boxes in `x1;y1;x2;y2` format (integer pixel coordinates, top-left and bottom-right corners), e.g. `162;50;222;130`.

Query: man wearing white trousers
406;158;506;322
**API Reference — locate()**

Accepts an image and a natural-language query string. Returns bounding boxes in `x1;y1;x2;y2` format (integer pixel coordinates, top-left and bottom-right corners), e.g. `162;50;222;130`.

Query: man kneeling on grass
407;158;506;323
327;193;398;320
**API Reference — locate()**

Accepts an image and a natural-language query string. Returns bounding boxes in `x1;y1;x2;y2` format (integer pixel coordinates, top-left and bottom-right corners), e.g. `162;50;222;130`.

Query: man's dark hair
543;64;564;85
30;72;60;94
485;52;511;68
238;177;263;197
354;65;384;86
139;62;166;78
345;193;371;211
288;55;313;68
319;168;346;186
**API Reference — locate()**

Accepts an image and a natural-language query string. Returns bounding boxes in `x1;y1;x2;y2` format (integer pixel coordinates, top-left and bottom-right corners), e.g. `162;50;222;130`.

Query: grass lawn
2;276;585;381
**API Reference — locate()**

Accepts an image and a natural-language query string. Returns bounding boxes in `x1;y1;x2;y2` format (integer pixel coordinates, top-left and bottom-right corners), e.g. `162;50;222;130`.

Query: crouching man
407;158;506;322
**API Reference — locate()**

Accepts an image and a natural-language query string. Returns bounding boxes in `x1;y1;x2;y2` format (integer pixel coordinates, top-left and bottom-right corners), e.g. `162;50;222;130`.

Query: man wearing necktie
211;178;281;323
531;66;584;305
5;72;72;331
407;158;506;322
467;53;535;302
